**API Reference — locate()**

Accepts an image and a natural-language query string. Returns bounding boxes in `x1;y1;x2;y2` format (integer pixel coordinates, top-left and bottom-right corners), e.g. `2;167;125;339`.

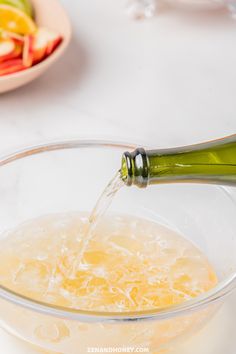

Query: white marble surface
0;0;236;353
0;0;236;151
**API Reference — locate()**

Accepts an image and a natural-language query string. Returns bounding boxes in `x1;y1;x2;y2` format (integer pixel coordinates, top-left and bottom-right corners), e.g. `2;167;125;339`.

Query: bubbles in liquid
0;213;217;312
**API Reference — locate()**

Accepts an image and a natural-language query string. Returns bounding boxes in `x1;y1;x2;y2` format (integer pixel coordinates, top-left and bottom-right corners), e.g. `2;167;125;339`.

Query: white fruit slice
0;38;15;59
20;27;62;68
33;27;62;63
1;29;25;44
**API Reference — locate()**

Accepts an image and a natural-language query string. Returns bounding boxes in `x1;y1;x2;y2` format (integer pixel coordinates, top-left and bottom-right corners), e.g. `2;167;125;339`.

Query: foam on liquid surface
0;213;217;312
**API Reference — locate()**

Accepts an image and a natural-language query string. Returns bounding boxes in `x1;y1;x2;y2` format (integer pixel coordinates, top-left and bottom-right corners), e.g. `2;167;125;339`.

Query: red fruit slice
33;27;62;64
46;37;62;56
0;58;27;76
21;28;63;67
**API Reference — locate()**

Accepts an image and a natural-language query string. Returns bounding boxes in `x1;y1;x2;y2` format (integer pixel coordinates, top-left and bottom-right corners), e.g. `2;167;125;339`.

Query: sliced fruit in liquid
0;212;217;312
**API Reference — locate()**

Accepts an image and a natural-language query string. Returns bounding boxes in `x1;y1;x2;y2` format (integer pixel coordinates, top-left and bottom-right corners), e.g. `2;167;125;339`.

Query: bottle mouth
121;148;149;188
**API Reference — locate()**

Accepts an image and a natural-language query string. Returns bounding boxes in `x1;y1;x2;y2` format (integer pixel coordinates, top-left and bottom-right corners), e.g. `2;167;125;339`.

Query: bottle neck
122;148;149;188
121;135;236;188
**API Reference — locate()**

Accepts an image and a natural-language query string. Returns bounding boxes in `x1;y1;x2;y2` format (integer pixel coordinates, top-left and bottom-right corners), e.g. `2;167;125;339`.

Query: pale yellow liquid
0;213;217;312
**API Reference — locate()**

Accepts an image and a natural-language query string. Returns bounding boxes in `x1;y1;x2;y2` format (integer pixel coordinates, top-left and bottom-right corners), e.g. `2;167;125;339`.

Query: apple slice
0;29;25;45
19;28;63;69
0;38;22;63
0;58;27;76
23;34;34;67
0;39;15;62
32;27;62;64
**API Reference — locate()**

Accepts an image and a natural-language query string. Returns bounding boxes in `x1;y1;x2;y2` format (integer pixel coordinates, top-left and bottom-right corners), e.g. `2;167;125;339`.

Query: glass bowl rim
0;138;235;323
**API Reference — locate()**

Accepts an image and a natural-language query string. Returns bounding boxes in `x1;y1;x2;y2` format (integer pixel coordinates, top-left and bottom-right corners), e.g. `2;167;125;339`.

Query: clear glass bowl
0;140;235;354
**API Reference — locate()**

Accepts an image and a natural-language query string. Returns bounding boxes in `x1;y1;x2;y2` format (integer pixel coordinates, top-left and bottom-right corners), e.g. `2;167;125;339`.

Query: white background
0;0;236;352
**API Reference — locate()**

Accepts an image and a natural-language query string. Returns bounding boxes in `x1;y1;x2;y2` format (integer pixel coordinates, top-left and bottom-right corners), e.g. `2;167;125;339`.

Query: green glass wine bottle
121;135;236;188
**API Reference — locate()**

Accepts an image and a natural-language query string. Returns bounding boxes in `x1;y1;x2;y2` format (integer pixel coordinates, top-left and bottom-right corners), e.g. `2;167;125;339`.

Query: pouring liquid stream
70;171;124;277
